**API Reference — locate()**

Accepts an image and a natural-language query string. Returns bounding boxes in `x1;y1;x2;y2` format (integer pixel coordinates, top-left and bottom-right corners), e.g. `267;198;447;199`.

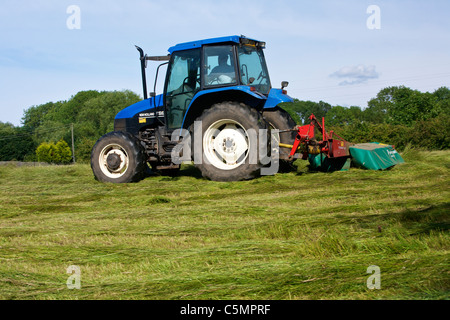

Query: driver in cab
208;53;235;85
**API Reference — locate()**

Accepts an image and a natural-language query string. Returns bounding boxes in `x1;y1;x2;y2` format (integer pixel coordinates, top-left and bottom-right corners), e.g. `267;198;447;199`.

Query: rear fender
181;86;267;129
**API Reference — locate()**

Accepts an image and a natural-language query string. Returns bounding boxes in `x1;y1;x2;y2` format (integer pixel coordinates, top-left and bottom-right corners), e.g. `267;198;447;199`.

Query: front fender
263;88;294;109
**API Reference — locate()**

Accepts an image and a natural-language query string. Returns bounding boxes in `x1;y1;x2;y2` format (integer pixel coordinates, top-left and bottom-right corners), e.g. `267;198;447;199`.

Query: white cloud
330;64;379;85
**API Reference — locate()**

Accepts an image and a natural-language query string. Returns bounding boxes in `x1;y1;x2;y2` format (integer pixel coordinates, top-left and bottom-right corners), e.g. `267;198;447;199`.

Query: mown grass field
0;149;448;300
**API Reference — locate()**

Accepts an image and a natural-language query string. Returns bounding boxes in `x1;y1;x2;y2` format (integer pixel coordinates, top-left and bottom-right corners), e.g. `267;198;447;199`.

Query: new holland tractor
91;35;297;182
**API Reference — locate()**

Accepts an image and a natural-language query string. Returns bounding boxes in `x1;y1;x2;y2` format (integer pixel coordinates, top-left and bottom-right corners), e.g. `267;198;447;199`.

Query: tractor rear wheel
193;102;268;181
262;108;297;172
91;131;147;183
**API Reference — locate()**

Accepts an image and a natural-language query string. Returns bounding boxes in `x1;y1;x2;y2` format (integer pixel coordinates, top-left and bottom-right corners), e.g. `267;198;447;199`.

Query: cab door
164;48;201;129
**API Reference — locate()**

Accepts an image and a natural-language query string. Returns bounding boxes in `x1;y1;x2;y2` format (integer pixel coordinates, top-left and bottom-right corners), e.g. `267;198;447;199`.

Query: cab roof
167;35;265;54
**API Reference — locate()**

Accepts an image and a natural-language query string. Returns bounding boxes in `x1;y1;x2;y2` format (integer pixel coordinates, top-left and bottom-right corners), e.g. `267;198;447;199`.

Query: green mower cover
308;153;351;172
349;142;404;170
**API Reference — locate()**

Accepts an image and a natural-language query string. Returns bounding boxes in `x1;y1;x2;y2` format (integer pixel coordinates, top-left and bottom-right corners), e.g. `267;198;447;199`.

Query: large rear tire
262;108;297;172
193;102;268;181
91;131;147;183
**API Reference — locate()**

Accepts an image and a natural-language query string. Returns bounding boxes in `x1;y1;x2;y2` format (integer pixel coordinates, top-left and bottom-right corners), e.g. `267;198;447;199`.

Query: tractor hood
115;94;163;120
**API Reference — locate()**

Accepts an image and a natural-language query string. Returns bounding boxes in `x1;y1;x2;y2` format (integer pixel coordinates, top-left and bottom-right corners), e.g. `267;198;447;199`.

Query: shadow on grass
150;163;310;181
339;202;450;235
146;164;203;181
397;203;450;235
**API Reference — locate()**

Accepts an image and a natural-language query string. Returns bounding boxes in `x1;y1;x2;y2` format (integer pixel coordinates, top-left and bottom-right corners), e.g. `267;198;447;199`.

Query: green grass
0;150;448;300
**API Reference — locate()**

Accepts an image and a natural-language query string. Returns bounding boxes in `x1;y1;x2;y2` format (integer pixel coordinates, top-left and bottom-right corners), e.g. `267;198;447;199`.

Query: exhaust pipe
135;45;148;100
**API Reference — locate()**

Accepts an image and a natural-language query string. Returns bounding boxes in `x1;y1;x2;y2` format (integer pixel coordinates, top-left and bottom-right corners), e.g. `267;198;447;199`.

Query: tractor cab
162;36;272;130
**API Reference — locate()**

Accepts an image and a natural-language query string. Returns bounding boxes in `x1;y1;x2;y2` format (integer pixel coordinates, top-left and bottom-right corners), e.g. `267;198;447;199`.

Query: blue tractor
91;35;296;182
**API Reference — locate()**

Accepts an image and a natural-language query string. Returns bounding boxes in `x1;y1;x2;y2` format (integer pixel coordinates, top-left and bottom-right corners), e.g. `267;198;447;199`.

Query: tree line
281;86;450;150
0;90;140;162
0;85;448;162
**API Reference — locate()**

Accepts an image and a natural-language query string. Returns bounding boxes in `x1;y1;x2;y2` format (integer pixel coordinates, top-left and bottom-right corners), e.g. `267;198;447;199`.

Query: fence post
71;123;75;163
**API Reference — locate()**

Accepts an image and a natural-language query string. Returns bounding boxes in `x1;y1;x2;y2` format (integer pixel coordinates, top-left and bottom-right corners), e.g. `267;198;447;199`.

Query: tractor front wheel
91;131;147;183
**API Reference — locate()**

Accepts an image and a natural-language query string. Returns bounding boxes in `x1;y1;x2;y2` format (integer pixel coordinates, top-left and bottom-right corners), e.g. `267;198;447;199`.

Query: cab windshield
237;45;271;94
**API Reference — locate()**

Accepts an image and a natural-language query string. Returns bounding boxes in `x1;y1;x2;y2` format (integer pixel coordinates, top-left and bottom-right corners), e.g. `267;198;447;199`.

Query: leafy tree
407;114;450;150
366;86;440;125
55;90;105;124
281;99;332;124
326;106;364;126
21;89;140;162
433;86;450;116
75;137;98;163
22;102;61;130
0;122;35;161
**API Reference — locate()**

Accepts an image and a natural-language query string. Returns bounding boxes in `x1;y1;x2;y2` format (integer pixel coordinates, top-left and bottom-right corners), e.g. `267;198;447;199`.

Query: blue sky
0;0;449;126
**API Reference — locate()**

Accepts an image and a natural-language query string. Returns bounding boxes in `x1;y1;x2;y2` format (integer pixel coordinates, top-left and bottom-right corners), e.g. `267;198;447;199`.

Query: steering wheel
208;74;233;85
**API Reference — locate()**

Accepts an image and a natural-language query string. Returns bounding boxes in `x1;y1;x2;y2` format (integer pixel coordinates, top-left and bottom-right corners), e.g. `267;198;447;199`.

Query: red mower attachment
279;114;353;161
277;114;404;172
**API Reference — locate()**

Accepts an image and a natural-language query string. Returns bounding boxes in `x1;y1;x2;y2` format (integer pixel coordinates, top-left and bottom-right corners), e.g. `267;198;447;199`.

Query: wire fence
0;123;74;141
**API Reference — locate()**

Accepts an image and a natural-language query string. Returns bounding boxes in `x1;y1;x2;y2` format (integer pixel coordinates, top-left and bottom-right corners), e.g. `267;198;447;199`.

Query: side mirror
281;81;289;89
